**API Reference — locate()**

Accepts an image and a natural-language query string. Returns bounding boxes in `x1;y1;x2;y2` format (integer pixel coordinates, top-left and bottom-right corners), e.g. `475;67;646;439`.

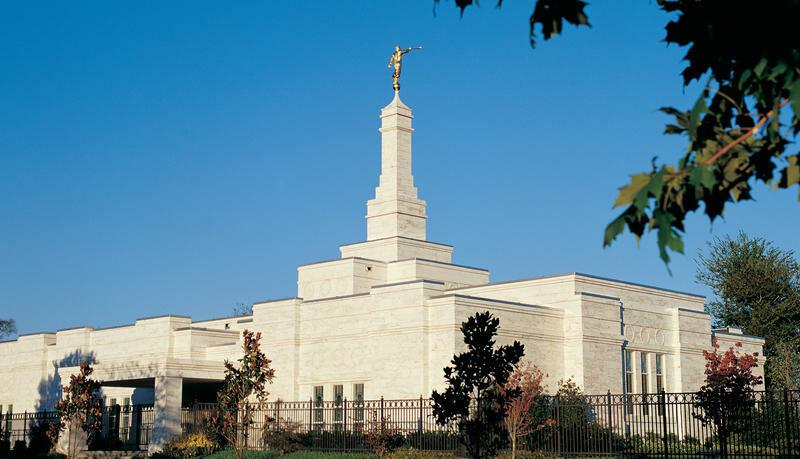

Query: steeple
367;92;427;241
339;93;453;263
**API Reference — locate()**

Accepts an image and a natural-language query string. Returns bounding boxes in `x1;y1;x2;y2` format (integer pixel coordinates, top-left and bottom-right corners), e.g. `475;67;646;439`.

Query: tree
692;338;763;458
49;362;103;459
432;311;525;459
501;362;546;459
436;0;800;265
232;302;253;317
214;329;275;459
696;232;800;388
0;319;16;339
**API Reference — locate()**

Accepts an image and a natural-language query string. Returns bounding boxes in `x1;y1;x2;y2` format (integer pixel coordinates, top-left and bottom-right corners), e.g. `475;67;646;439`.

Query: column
149;375;182;453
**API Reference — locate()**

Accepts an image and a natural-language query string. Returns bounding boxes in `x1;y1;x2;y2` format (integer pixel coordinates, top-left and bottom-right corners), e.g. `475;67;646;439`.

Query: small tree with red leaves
49;362;103;459
693;338;763;458
214;329;275;459
501;362;546;459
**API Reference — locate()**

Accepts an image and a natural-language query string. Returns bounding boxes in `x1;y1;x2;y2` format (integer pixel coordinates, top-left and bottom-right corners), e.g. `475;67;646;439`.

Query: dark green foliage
0;320;15;339
434;0;589;47
602;0;800;265
27;420;56;455
431;311;525;459
696;232;800;388
437;0;800;265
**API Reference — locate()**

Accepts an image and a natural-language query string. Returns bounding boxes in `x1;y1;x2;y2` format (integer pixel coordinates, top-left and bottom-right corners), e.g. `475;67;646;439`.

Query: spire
366;92;427;241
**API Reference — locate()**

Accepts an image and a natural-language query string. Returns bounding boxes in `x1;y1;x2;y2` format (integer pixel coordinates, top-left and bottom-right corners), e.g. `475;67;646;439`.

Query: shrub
262;417;304;455
11;440;26;457
386;449;457;459
28;420;56;455
153;432;216;459
363;411;405;458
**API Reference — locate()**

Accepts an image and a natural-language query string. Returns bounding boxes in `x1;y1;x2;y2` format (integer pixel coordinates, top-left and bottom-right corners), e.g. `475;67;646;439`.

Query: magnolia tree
432;311;525;459
693;338;763;458
501;362;547;459
215;329;275;459
49;362;103;459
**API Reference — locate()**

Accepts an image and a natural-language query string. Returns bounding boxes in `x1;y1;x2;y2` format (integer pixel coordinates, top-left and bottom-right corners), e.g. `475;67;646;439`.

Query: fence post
606;391;613;453
342;398;347;433
660;390;668;459
785;388;793;456
419;395;424;446
380;396;385;435
308;398;313;433
276;399;281;432
554;394;561;456
23;411;27;446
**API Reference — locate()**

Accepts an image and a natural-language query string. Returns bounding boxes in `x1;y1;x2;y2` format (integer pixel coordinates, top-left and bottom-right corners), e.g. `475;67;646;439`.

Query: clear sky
1;1;797;337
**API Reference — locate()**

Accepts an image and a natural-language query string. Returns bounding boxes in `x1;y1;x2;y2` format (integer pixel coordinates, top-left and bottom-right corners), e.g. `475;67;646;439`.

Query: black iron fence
0;404;153;453
2;390;798;456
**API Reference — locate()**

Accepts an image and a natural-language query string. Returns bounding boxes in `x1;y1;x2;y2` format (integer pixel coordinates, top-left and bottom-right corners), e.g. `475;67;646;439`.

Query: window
122;397;131;434
655;354;665;392
640;353;650;415
333;385;344;429
624;350;633;415
313;386;324;426
353;383;365;424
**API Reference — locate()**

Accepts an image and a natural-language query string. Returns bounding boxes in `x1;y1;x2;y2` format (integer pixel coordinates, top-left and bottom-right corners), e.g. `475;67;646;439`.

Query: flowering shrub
49;362;103;459
213;329;275;459
501;362;547;459
153;432;215;458
693;338;763;456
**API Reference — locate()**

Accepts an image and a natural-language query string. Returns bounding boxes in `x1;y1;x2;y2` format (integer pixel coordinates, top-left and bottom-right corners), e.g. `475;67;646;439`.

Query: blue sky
1;1;797;336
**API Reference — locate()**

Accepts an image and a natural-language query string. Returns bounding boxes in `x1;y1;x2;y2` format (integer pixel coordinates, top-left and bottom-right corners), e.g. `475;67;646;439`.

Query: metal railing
2;389;798;456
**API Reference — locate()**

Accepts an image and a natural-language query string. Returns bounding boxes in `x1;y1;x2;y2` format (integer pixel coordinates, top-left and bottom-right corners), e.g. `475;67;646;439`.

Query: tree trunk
511;434;517;459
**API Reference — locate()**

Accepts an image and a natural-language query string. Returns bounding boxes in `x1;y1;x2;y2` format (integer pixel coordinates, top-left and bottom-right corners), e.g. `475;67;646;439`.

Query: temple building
0;92;764;450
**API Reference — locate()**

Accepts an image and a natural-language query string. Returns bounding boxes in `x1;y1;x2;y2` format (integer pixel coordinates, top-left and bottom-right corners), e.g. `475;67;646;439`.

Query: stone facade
0;93;765;450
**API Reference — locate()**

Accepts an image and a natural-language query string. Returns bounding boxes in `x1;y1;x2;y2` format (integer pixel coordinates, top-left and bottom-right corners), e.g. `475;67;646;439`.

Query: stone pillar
149;375;183;453
366;92;427;241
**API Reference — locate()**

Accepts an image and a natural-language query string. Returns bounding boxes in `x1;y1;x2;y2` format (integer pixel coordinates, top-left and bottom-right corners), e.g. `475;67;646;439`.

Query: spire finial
388;45;422;92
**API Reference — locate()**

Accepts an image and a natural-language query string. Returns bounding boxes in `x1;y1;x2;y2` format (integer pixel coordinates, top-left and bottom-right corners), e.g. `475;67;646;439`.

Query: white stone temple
0;92;764;449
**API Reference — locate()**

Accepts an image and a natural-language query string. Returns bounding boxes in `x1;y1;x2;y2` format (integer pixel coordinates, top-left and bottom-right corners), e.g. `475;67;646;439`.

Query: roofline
339;236;453;248
428;293;559;313
297;256;383;269
393;257;489;273
449;271;705;299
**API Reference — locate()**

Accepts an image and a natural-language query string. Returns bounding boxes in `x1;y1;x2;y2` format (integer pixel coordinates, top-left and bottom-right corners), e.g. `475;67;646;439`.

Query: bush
262;418;304;455
0;440;10;457
153;432;216;459
28;420;56;455
404;431;460;451
386;450;456;459
11;441;26;457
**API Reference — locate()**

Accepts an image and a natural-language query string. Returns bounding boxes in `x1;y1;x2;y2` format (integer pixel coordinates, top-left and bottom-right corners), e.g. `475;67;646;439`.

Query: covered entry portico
59;358;226;452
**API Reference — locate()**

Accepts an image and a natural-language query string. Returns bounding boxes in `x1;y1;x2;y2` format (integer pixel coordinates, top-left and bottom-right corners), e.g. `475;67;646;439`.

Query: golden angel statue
388;45;422;91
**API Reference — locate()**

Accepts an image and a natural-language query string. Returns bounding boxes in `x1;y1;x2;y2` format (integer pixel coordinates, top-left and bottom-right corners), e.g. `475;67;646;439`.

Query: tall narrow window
353;383;365;424
333;385;344;430
624;350;633;415
640;353;650;415
313;386;324;427
122;397;131;440
655;354;665;392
